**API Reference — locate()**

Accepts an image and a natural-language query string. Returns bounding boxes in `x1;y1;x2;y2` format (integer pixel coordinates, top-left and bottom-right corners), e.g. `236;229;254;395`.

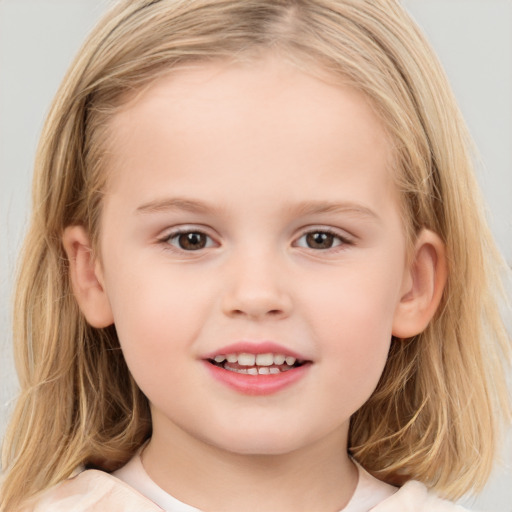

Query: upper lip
202;341;310;362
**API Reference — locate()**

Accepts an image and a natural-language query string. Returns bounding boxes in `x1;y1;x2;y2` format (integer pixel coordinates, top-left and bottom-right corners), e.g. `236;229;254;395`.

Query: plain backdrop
1;1;511;510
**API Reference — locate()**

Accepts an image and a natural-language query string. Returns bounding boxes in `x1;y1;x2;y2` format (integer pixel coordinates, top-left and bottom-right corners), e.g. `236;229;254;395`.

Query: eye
164;230;215;251
295;230;349;250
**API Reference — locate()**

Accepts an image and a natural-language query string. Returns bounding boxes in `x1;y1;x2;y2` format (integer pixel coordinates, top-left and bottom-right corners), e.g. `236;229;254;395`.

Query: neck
142;418;357;512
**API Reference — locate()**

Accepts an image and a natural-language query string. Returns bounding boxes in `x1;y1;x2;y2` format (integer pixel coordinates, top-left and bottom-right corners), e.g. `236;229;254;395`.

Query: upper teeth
213;353;297;367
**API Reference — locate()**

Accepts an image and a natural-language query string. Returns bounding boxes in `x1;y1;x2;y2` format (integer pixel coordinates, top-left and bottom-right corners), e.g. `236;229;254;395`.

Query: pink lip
202;341;311;396
203;361;311;396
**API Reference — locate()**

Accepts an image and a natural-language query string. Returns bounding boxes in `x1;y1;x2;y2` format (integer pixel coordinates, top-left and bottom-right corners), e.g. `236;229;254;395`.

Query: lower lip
203;361;311;396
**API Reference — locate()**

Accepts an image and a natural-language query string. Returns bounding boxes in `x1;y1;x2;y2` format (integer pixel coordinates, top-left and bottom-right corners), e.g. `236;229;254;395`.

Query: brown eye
295;230;347;250
167;231;213;251
305;232;336;249
179;232;206;250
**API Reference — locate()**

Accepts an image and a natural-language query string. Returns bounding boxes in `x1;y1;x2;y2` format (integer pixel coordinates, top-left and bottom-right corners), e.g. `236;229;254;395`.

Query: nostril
228;308;285;318
221;286;292;319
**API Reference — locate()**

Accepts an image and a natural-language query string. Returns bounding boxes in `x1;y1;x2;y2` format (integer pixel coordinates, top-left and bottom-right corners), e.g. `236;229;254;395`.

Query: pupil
307;232;333;249
179;232;206;250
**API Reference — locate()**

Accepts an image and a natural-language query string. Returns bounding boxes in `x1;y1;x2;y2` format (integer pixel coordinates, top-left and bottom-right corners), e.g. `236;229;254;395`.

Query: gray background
1;1;511;510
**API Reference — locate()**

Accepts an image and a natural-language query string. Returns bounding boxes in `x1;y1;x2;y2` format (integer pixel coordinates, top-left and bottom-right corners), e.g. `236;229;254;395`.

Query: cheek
102;263;210;380
306;259;402;334
304;263;402;392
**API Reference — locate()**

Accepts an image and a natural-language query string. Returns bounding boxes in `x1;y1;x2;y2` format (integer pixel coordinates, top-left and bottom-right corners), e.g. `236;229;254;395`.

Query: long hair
2;0;510;509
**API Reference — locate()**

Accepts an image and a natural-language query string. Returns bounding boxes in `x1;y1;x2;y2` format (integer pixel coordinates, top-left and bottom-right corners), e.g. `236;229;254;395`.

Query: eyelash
159;227;354;252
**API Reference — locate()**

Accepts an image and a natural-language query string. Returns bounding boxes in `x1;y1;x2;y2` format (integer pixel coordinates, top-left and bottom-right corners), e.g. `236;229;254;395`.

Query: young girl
1;0;510;510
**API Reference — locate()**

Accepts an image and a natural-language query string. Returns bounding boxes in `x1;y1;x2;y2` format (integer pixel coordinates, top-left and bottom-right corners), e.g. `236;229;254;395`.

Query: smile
203;343;312;395
208;352;306;375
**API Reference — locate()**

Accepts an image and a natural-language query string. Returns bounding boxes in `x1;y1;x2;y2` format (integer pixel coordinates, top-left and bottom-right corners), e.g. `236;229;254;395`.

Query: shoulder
20;469;163;512
371;480;470;512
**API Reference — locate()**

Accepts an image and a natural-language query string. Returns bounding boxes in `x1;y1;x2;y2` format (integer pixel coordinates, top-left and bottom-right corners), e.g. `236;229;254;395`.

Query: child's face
96;56;411;456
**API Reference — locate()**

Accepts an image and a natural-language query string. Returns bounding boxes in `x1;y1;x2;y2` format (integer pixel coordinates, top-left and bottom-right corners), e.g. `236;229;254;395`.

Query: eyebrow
136;197;221;215
292;200;380;222
135;197;380;222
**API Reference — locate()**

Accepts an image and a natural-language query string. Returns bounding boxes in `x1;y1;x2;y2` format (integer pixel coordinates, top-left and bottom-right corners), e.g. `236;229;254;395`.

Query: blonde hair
2;0;510;509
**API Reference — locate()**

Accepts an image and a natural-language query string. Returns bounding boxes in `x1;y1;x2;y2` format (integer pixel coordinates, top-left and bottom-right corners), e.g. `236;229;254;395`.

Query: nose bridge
221;242;291;319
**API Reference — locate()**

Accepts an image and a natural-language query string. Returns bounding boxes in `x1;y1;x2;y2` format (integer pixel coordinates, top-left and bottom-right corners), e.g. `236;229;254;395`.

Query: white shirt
113;453;406;512
25;456;470;511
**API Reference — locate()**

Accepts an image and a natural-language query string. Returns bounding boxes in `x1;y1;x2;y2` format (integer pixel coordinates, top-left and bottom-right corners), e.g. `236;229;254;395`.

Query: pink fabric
22;470;163;512
371;481;469;511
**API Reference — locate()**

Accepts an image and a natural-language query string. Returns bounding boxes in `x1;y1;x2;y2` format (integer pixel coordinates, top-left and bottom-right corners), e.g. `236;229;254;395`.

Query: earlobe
62;226;114;328
392;229;447;339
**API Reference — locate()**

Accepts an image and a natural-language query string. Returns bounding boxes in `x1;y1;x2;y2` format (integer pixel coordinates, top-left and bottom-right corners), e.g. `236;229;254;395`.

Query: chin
205;426;314;458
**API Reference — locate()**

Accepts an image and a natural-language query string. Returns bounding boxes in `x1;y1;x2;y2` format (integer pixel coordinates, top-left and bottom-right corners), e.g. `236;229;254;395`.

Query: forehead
104;55;397;211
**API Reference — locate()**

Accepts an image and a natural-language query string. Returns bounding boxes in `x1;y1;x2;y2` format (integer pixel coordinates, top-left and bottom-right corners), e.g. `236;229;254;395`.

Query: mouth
207;352;308;375
203;343;312;395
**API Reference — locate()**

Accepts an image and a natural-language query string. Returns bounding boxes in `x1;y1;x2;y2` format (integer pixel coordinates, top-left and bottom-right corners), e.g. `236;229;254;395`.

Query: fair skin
64;55;446;511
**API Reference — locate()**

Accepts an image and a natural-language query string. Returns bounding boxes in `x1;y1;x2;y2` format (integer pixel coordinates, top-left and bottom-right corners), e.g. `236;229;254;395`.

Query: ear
392;229;447;338
62;225;114;328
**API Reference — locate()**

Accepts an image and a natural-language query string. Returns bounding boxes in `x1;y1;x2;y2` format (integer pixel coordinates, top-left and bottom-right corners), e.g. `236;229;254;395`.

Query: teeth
255;353;274;366
273;354;286;365
238;353;256;366
230;367;248;374
211;352;304;372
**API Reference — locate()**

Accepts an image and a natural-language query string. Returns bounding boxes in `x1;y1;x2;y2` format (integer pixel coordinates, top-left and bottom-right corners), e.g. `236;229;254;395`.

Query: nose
221;249;292;320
